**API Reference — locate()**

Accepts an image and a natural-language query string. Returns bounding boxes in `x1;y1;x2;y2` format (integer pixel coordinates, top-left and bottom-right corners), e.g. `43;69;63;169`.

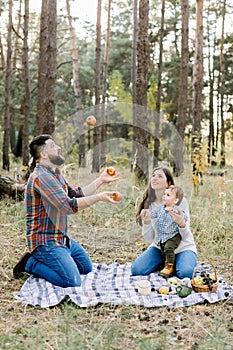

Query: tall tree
206;2;217;166
11;0;23;155
132;0;138;172
34;0;48;135
66;0;85;167
100;0;112;166
173;0;189;176
2;0;13;170
219;0;226;168
153;0;165;169
192;0;204;189
22;0;30;166
43;0;57;135
133;0;149;183
92;0;102;173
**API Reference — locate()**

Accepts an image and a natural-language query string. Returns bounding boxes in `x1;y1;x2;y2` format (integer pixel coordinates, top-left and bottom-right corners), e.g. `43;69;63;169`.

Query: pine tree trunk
206;5;216;166
34;0;48;136
22;0;30;166
153;0;165;169
43;0;57;135
100;0;111;167
92;0;102;173
219;0;226;168
192;0;204;190
66;0;85;167
2;0;13;171
132;0;138;172
173;0;189;176
134;0;149;183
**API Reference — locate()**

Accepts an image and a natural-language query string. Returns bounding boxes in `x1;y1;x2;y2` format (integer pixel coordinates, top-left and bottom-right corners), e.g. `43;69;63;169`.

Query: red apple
86;115;96;126
112;192;122;201
107;166;116;176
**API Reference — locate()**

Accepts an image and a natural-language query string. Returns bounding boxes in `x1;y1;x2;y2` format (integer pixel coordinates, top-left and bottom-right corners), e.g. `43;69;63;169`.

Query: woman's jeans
131;246;197;279
25;238;92;288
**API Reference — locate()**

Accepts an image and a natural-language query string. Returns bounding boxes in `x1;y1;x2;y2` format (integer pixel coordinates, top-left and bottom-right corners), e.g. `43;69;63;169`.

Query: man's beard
48;154;65;166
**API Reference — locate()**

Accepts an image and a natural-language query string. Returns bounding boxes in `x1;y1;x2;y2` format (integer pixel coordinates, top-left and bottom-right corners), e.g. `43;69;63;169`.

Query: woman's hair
136;167;175;225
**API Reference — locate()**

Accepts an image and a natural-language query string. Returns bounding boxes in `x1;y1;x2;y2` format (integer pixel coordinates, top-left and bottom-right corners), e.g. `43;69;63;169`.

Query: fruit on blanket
193;271;217;291
112;191;122;201
168;277;179;285
86;115;96;126
159;286;169;295
107;166;116;176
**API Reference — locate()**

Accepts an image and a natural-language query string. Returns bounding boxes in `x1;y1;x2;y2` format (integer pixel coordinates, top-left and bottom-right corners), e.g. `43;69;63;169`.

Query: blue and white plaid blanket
15;262;233;308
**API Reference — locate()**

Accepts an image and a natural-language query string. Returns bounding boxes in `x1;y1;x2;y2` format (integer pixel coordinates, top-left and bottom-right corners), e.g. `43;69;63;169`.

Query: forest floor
0;163;232;350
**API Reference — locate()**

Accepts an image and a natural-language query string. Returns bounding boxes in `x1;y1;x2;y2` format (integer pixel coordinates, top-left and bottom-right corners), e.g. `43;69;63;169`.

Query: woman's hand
140;209;151;224
168;208;186;228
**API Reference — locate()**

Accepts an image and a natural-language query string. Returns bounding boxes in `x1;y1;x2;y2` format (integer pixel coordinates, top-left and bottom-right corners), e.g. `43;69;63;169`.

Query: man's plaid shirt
25;163;84;252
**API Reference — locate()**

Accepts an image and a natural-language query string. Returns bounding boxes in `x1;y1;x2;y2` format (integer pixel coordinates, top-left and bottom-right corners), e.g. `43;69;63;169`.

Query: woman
131;167;197;279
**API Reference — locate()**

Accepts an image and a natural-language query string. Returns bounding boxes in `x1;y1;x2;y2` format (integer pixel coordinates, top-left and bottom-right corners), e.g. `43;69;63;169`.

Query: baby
150;185;187;277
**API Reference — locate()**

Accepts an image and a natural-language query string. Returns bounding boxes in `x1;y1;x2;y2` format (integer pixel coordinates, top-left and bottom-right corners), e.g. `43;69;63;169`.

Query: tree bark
133;0;149;183
100;0;112;167
43;0;57;135
22;0;30;166
173;0;189;176
2;0;13;171
192;0;204;190
0;174;25;200
153;0;165;169
34;0;48;136
66;0;85;167
92;0;102;173
219;0;226;168
132;0;138;172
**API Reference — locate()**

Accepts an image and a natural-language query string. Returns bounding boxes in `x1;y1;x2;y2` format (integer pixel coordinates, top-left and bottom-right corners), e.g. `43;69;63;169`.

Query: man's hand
99;167;120;184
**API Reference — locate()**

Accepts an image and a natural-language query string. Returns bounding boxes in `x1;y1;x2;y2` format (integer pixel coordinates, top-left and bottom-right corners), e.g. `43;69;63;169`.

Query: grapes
194;270;217;290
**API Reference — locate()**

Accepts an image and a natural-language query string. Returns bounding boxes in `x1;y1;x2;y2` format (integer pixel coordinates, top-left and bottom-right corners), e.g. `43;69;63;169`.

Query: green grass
0;165;232;350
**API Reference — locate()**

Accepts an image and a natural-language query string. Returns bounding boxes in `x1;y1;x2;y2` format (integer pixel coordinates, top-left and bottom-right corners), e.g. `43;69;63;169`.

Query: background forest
0;1;233;349
0;0;232;183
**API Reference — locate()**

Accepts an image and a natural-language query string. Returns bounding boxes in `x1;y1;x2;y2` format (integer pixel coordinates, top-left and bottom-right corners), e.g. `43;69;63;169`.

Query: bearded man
13;134;120;287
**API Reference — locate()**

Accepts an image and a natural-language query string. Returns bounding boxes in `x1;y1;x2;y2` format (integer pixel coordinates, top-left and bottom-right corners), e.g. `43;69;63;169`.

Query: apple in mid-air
107;166;116;176
86;115;96;126
112;192;122;201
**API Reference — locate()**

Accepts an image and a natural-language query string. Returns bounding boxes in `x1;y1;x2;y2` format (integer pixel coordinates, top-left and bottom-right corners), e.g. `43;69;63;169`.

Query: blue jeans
131;246;197;279
25;238;92;287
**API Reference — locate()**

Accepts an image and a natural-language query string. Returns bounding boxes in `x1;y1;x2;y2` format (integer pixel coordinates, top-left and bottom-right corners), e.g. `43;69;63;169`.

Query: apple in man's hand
112;192;122;201
107;166;116;176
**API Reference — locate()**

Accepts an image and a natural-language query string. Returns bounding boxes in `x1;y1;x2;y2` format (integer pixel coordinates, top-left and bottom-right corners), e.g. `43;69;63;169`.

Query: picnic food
167;277;179;285
158;286;169;295
86;115;96;126
107;166;116;176
112;192;122;201
193;272;217;290
191;262;218;292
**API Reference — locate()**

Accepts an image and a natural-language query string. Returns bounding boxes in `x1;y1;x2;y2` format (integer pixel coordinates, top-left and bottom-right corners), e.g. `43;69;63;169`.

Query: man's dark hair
29;134;53;160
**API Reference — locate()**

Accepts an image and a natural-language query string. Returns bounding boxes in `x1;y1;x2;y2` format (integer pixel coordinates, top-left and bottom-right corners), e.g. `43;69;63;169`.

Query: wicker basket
191;262;218;293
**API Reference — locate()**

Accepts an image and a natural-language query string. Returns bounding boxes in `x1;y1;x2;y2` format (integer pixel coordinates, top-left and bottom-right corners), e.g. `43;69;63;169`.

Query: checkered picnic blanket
15;262;233;308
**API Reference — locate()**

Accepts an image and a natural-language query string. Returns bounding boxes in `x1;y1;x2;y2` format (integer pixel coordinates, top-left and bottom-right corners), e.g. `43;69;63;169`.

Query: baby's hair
169;185;183;205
